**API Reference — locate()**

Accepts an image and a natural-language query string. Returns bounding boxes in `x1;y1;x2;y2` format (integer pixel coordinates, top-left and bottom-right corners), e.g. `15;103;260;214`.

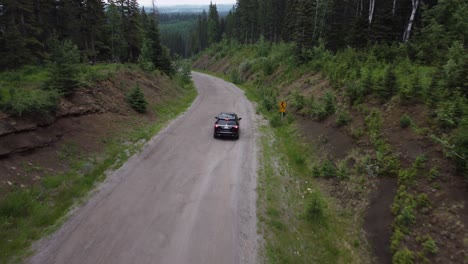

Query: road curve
28;72;259;264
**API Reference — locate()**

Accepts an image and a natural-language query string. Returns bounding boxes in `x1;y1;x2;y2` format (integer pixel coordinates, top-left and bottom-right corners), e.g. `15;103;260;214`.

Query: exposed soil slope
0;70;182;198
194;54;468;263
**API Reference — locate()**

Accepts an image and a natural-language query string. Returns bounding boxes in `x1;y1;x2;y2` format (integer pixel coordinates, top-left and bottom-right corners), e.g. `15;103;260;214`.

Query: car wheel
213;133;217;138
234;135;239;140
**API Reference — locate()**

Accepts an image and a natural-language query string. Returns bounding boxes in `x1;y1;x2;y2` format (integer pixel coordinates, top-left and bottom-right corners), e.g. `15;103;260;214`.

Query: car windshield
219;114;236;120
217;120;237;125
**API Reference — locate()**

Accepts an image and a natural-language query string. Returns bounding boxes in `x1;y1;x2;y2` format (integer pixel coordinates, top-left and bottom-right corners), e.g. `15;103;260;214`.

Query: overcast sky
138;0;236;7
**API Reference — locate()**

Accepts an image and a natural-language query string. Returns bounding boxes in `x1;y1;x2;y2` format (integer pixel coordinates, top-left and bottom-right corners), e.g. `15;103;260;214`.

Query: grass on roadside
257;121;367;264
194;70;369;263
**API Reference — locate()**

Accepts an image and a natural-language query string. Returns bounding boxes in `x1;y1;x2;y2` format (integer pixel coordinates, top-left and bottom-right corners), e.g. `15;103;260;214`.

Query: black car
213;112;242;139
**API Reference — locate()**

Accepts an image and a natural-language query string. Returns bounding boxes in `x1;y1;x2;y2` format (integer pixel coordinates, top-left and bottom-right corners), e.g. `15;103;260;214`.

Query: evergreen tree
82;0;108;61
207;3;220;45
106;1;126;62
293;0;315;62
127;84;148;113
48;39;81;94
123;0;142;62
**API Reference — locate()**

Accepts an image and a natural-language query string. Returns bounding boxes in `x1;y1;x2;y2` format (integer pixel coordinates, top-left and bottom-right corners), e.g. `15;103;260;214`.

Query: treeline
189;0;466;68
0;0;172;74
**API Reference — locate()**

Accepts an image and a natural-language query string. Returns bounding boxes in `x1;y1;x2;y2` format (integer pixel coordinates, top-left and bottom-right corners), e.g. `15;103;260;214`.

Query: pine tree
106;1;126;62
127;84;148;113
207;3;220;45
293;0;315;62
48;39;81;94
82;0;108;61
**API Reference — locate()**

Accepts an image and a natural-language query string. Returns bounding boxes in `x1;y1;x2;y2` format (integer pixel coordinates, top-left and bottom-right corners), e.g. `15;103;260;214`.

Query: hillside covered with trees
190;0;467;263
189;0;467;178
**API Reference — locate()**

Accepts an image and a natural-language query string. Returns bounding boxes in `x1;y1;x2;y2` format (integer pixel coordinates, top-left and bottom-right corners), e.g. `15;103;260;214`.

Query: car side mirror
238;118;242;120
215;117;218;119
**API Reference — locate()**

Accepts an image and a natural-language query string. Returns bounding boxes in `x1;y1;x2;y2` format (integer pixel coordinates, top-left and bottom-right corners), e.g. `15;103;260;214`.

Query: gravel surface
28;72;259;264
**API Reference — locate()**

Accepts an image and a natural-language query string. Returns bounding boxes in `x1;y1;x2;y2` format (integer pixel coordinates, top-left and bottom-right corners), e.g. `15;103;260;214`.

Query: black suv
213;112;242;139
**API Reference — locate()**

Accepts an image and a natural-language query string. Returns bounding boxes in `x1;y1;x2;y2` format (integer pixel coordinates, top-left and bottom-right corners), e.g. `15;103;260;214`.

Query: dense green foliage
0;0;172;71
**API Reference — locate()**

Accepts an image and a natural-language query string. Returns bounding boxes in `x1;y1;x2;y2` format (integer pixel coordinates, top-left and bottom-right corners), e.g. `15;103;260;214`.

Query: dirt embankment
194;54;468;263
0;70;180;197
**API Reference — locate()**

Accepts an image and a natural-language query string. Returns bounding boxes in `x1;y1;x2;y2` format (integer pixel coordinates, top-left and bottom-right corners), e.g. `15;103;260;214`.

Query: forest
0;0;172;71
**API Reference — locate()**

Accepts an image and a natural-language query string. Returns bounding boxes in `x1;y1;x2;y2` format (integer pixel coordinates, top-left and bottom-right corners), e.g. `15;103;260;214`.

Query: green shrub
230;69;243;84
417;193;431;209
391;227;404;253
336;111;352;127
400;114;412;128
396;203;416;227
322;91;336;115
289;89;304;111
310;103;328;121
381;64;397;101
321;159;337;177
126;85;148;113
239;59;251;73
306;191;327;223
414;154;427;169
337;161;349;179
393;248;414;264
422;236;438;254
312;164;321;177
434;97;464;129
429;167;440;181
263;58;274;75
270;113;284;128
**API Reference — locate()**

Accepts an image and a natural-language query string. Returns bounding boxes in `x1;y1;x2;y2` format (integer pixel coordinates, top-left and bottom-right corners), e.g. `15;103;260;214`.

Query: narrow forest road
28;72;259;264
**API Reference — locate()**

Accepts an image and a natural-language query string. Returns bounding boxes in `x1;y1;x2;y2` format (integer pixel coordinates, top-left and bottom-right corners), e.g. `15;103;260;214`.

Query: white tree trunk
393;0;397;16
360;0;363;16
314;0;319;37
403;0;420;42
368;0;375;26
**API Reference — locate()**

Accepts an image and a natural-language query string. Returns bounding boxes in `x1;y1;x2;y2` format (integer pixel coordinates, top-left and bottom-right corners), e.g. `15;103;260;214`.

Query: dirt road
28;72;259;264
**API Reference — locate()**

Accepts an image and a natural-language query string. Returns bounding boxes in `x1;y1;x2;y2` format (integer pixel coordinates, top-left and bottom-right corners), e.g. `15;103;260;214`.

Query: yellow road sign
279;101;286;112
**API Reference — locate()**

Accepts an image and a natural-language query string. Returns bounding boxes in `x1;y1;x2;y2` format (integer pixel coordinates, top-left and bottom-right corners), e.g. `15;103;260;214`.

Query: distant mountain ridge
144;4;235;13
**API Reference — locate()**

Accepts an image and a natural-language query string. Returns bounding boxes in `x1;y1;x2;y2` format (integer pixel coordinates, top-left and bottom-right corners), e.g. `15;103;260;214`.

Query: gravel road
28;72;259;264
